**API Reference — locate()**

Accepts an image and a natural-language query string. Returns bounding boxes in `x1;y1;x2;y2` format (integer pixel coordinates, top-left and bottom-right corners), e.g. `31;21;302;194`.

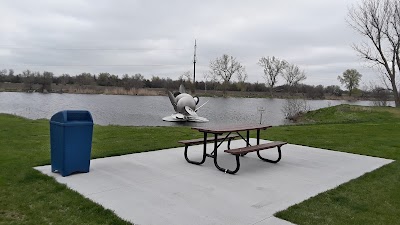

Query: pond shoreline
0;82;388;102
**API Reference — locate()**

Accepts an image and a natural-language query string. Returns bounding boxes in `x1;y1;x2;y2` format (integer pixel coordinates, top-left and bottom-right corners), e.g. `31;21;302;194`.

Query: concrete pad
35;139;393;225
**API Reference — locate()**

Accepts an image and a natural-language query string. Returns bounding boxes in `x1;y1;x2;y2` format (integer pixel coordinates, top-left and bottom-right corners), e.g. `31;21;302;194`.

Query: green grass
1;104;400;224
264;105;400;225
0;115;200;225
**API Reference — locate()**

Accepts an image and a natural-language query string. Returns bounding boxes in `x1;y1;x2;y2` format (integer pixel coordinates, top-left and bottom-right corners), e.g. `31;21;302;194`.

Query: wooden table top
192;124;272;134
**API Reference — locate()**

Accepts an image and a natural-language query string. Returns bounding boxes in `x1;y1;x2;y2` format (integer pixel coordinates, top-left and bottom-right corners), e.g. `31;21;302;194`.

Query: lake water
0;92;393;127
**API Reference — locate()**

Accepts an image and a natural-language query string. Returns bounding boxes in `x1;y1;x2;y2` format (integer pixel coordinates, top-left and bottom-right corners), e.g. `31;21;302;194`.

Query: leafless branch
348;0;400;106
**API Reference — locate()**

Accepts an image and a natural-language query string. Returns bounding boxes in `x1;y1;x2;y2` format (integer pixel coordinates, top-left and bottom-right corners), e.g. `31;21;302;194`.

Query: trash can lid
50;110;93;124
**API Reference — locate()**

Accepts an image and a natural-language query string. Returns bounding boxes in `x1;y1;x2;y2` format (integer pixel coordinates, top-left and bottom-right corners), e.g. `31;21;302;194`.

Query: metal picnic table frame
190;124;273;174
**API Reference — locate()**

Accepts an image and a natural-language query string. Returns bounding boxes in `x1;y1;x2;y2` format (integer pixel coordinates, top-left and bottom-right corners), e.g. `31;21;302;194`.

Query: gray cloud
0;0;378;87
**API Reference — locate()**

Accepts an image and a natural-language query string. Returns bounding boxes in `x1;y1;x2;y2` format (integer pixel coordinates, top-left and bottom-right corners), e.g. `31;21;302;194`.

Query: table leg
184;132;207;165
213;133;219;169
199;132;208;163
213;133;240;174
246;130;250;146
257;146;282;163
213;133;218;156
257;129;260;145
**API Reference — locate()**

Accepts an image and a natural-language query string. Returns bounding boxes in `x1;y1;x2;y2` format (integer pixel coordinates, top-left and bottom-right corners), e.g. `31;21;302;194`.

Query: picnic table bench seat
225;141;287;155
222;141;287;174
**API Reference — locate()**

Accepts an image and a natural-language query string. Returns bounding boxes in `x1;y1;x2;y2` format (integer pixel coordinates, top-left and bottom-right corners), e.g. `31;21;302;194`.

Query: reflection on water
0;92;394;127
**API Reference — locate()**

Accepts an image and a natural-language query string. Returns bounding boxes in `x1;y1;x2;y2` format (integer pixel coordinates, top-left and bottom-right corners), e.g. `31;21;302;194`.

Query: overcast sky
0;0;378;87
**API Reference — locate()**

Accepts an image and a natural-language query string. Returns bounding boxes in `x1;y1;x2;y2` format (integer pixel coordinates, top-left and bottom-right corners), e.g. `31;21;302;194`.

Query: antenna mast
193;39;197;93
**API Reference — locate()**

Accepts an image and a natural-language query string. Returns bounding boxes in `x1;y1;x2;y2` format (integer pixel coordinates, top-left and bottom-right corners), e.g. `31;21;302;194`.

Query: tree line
0;67;346;98
0;66;389;102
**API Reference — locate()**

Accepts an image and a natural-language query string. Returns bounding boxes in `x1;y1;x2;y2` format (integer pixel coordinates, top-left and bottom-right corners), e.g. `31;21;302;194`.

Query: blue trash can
50;110;93;177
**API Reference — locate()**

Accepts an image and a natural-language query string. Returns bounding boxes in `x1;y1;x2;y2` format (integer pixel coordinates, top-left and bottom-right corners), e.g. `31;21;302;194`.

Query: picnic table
179;124;287;174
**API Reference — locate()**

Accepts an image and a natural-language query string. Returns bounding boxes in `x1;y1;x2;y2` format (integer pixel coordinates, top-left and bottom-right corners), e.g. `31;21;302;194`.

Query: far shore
0;82;392;102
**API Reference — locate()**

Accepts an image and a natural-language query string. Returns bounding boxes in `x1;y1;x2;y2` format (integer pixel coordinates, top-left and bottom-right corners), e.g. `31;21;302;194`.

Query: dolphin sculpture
163;84;209;122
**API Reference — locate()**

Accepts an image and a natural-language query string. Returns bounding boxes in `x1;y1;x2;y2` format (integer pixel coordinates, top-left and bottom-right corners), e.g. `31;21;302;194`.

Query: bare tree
0;69;6;82
348;0;400;106
368;82;392;106
236;68;248;91
338;69;363;96
59;74;72;85
40;71;53;92
209;54;246;96
258;56;287;96
132;73;145;89
22;70;35;91
281;99;310;121
76;72;95;85
282;64;307;94
178;71;194;92
202;72;209;93
179;71;192;83
122;74;132;90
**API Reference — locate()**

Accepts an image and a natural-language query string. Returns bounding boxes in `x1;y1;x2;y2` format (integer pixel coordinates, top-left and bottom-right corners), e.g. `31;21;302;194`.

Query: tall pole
193;39;197;94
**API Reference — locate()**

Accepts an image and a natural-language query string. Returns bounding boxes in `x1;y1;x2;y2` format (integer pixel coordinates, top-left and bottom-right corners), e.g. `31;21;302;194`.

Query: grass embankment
269;105;400;225
0;104;399;224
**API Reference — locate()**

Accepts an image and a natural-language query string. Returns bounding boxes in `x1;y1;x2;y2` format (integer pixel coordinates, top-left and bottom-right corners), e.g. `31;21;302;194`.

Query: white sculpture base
163;114;208;122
